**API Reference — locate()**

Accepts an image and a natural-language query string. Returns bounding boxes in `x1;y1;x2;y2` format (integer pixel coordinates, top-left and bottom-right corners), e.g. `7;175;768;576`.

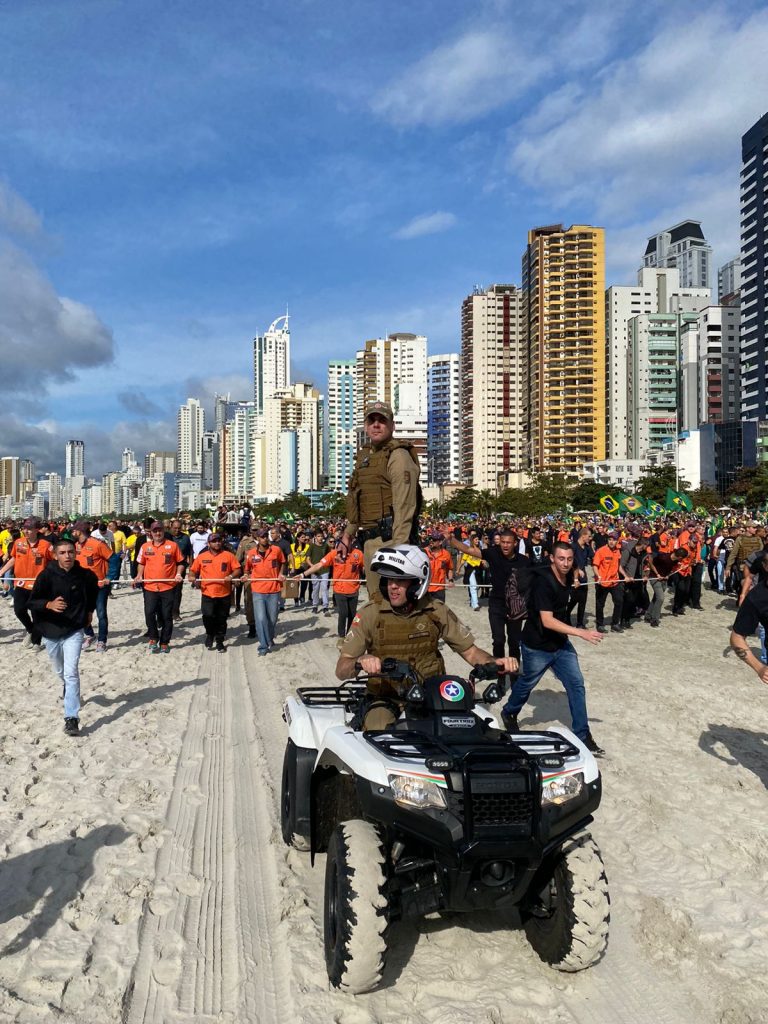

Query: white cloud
0;181;43;238
372;31;547;127
510;8;768;218
393;211;458;240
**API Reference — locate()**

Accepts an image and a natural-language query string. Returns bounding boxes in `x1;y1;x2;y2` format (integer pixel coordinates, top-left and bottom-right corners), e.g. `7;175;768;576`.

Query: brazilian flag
620;494;646;513
599;492;621;515
646;500;665;518
665;488;693;512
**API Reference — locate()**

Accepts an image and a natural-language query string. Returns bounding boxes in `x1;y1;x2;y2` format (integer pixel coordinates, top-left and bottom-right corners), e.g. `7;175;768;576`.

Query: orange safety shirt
246;545;286;594
137;539;184;592
190;549;240;598
427;548;453;592
318;548;364;595
76;536;112;582
9;537;53;588
592;545;621;586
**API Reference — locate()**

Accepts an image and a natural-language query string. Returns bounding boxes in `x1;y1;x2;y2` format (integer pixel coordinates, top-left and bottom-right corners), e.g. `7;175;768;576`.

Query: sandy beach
1;581;766;1024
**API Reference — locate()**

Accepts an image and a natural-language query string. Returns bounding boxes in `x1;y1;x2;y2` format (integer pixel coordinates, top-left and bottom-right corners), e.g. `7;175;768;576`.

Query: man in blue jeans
29;537;99;737
500;541;605;756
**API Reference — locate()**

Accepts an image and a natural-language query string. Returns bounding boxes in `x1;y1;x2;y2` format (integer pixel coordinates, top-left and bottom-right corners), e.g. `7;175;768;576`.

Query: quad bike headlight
541;772;583;805
388;773;447;810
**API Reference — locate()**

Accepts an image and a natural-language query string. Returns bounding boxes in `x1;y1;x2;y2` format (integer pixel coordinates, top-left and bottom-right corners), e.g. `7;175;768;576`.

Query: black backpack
504;563;534;621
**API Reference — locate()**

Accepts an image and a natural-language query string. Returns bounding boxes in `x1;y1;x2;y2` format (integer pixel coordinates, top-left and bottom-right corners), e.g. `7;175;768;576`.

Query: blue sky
1;0;767;475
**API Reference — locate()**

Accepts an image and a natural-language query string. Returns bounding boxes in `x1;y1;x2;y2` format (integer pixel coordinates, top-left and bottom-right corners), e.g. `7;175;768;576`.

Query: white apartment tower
427;354;461;485
263;383;321;495
460;285;525;491
65;440;85;478
627;311;700;459
355;334;428;459
177;397;205;474
253;315;291;420
605;268;710;459
679;305;741;432
326;360;357;493
642;220;713;289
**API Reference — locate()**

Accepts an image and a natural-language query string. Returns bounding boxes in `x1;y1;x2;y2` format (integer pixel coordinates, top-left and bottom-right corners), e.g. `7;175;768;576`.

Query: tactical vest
346;440;420;529
369;600;445;681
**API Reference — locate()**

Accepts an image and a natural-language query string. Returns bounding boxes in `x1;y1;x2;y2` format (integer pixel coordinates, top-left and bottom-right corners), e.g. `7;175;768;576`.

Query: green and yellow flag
620;494;646;513
646;500;665;518
665;488;693;512
599;492;621;515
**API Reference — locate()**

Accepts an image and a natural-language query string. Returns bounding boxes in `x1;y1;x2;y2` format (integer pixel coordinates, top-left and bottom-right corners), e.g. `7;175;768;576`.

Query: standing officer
340;400;421;598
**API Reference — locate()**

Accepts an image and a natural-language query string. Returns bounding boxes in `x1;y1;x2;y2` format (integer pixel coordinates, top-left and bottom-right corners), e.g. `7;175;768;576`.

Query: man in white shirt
190;521;212;559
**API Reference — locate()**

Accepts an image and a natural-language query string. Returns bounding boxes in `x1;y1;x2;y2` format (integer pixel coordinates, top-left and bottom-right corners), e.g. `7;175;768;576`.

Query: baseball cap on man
364;400;394;421
73;520;91;534
22;517;42;530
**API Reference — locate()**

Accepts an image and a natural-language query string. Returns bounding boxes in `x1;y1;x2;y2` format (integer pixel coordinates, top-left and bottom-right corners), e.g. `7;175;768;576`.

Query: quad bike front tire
523;832;610;971
324;819;389;993
280;740;310;851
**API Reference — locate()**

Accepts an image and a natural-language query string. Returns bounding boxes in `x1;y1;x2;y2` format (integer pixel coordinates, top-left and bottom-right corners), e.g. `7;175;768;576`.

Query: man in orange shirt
244;529;286;655
133;521;184;652
0;516;53;648
300;540;365;637
592;531;631;633
71;520;112;652
426;532;454;602
189;533;241;652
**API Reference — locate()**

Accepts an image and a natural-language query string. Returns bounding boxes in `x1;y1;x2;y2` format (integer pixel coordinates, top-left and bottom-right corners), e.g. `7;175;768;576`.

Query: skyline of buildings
2;112;767;516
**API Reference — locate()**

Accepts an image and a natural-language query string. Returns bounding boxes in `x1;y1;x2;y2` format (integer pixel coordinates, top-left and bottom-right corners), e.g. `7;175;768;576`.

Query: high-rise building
679;305;741;432
201;432;218;493
326;360;357;493
355;334;428;459
144;451;176;478
263;383;321;495
718;257;742;304
627;311;699;459
642;220;712;289
121;448;135;471
46;472;63;517
459;285;526;489
605;268;710;459
427;354;461;486
523;225;606;474
0;457;20;501
253;315;291;420
222;401;259;499
65;440;85;478
177;398;205;474
740;112;768;419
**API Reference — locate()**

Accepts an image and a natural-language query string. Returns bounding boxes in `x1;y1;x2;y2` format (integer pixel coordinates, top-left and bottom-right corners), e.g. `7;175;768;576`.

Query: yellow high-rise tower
523;224;606;474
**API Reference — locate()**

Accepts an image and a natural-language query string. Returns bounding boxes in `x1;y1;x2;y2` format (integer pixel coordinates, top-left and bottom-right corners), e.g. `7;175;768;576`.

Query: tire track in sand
123;646;294;1024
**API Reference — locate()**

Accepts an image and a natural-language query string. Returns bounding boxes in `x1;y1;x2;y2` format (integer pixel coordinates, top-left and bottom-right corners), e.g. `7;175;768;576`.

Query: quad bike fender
316;730;392;789
544;726;600;786
283;696;347;751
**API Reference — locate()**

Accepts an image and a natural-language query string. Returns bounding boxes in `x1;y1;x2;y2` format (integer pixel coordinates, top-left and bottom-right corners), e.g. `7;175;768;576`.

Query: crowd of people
2;501;767;739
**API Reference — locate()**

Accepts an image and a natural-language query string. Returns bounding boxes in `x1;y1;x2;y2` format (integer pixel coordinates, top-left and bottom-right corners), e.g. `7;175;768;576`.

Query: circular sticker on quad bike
440;680;465;702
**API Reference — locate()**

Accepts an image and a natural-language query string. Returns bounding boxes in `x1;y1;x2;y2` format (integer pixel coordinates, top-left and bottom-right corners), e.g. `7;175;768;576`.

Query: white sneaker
82;636;95;651
22;635;34;648
95;641;107;653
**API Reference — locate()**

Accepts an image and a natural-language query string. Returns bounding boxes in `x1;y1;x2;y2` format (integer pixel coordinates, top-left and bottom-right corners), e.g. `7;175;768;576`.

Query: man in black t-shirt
500;541;605;755
524;526;550;565
731;572;768;685
451;529;529;661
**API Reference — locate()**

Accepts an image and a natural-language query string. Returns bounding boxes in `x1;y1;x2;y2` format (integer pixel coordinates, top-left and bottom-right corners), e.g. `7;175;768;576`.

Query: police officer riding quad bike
281;658;609;994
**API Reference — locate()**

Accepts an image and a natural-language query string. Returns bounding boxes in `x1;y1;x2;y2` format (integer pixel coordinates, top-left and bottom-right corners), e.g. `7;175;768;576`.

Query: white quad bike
281;659;609;994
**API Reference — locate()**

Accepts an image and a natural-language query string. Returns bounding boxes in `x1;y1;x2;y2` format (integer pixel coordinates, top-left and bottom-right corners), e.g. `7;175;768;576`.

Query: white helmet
372;545;431;603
